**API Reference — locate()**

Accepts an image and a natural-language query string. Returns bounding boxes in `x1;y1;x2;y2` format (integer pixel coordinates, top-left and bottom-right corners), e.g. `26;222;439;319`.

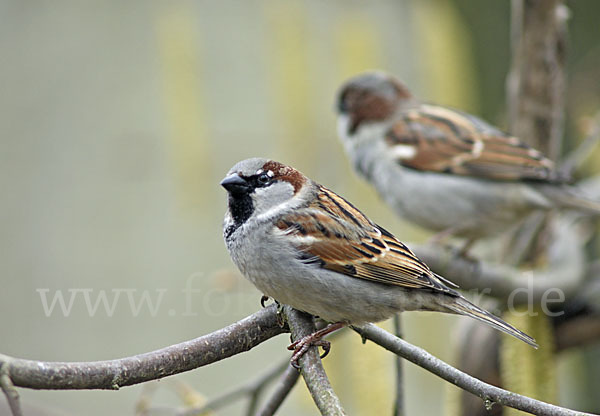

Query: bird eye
257;172;271;185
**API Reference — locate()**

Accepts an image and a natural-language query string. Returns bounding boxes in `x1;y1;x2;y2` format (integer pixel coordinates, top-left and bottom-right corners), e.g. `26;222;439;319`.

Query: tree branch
283;306;346;416
353;324;597;416
0;304;285;390
0;363;23;416
256;363;301;416
1;304;598;415
170;358;291;416
393;314;404;416
507;0;568;159
560;110;600;176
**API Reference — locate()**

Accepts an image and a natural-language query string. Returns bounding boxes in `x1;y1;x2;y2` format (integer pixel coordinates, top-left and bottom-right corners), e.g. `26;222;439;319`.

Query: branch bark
0;304;284;390
393;314;405;416
0;364;22;416
256;363;301;416
169;358;291;416
507;0;568;159
283;306;346;416
1;306;598;415
353;324;597;416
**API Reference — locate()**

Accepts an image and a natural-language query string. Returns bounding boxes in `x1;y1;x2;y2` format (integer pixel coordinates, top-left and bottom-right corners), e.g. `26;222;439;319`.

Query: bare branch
353;324;597;416
172;358;290;416
0;363;23;416
560;111;600;176
1;303;598;415
256;363;301;416
283;306;346;416
0;304;285;390
507;0;568;159
393;314;404;416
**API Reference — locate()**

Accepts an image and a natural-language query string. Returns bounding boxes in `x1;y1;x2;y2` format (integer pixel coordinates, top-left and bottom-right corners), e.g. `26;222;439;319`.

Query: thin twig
283;306;346;416
135;382;160;416
244;361;290;416
560;111;600;177
353;324;597;416
0;304;285;390
173;358;290;416
0;363;23;416
393;314;404;416
256;364;301;416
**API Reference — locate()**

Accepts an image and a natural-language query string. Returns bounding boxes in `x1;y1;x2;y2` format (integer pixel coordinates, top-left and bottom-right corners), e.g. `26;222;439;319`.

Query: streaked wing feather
385;105;564;182
275;186;457;295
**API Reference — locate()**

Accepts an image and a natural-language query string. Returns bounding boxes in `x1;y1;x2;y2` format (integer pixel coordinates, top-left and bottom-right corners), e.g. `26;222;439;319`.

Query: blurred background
1;0;599;415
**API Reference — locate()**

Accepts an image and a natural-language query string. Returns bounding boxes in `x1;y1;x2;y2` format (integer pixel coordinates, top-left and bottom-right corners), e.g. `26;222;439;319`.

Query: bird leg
456;237;478;259
428;226;459;246
429;227;478;259
287;322;346;368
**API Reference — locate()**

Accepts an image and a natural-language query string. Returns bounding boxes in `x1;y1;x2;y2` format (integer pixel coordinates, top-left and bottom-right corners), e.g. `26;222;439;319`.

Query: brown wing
275;185;457;295
385;104;565;182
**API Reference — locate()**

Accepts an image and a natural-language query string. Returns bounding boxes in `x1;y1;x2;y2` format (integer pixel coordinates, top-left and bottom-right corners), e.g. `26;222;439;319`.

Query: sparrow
336;71;600;241
221;158;537;366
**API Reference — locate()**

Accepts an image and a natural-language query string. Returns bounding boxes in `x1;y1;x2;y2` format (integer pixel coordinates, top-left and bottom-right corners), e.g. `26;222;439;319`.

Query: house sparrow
336;71;600;240
221;158;537;365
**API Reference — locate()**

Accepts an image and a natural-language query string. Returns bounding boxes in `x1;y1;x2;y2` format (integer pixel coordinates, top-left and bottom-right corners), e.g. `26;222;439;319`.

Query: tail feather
540;184;600;215
446;297;538;348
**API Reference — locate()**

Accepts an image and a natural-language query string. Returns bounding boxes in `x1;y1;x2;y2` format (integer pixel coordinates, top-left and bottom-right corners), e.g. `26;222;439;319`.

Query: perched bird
336;71;600;241
221;158;537;365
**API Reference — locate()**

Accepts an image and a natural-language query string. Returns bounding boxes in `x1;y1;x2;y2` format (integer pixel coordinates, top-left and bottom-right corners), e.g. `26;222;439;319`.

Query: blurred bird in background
336;71;600;247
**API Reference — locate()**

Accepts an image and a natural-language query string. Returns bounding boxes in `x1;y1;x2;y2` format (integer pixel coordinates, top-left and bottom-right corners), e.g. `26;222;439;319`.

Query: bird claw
275;302;285;328
260;295;270;308
288;336;331;369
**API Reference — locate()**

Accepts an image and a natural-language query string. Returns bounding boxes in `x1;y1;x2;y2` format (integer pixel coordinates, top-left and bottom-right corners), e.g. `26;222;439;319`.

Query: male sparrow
336;71;600;240
221;158;537;365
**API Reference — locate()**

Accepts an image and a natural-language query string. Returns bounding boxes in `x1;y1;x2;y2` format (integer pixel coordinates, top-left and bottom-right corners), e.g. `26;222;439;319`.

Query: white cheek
252;182;297;222
337;115;352;143
338;114;390;153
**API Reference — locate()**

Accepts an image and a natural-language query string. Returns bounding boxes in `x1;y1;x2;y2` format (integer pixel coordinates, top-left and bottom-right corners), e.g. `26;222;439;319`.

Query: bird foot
288;336;331;369
286;322;345;369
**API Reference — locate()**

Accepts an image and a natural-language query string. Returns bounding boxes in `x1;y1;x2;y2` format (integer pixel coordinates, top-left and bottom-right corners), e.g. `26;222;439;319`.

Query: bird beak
220;174;250;194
